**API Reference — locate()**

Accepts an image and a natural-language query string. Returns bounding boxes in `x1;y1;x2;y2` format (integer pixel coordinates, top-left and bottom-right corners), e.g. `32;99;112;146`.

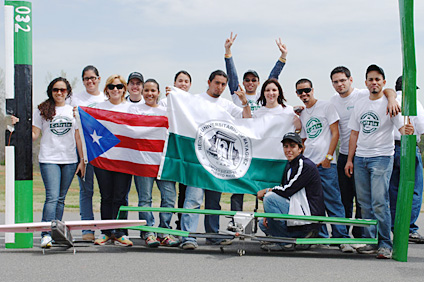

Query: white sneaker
339;244;354;253
40;235;52;248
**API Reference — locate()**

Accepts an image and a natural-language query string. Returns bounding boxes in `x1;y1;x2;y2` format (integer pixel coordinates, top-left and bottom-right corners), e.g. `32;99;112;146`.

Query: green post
393;0;417;262
4;0;33;249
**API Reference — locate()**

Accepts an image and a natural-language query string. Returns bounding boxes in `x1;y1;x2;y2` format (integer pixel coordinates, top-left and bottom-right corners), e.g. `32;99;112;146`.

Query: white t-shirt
95;100;130;113
199;92;243;118
128;103;167;116
348;95;403;157
330;88;369;155
253;105;296;131
33;104;78;164
232;91;261;113
158;97;168;108
394;91;424;142
68;90;106;108
300;100;339;164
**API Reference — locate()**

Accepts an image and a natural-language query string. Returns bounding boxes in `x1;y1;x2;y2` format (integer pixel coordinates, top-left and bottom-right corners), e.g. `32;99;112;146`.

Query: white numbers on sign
14;6;31;33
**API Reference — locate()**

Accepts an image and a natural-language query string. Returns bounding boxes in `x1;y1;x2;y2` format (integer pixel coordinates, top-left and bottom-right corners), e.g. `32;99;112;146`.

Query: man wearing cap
224;32;287;212
126;72;144;104
389;76;424;243
295;78;352;252
257;132;325;251
329;66;400;239
345;65;414;259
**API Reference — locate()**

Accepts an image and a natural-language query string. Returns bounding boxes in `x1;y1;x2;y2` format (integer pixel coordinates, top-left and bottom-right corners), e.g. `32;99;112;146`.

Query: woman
33;77;85;248
69;65;106;242
93;74;133;247
254;78;301;131
128;79;178;247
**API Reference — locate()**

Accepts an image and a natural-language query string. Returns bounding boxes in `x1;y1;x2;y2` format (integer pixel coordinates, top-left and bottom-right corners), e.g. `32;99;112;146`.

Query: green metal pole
393;0;417;262
4;0;33;249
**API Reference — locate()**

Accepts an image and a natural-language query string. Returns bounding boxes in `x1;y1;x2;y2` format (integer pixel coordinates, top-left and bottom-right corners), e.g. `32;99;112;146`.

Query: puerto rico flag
77;106;168;177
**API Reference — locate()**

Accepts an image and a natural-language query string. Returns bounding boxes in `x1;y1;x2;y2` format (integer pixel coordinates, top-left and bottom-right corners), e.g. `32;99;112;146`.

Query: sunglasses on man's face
296;88;312;95
107;84;125;90
244;78;258;83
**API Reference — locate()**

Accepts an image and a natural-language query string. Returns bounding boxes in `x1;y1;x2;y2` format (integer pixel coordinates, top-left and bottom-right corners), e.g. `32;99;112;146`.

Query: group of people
26;33;423;260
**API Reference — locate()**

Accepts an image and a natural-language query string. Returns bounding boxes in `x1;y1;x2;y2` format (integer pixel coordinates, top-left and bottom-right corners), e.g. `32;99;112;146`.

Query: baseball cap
281;132;302;145
366;64;385;79
127;72;144;84
395;76;420;91
243;70;259;80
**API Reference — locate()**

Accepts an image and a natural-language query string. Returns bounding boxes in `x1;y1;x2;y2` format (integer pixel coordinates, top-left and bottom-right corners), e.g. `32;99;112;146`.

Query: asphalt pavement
1;211;424;282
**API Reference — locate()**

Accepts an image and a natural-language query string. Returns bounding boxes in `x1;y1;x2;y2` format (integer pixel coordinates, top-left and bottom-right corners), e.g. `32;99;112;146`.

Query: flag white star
91;130;102;146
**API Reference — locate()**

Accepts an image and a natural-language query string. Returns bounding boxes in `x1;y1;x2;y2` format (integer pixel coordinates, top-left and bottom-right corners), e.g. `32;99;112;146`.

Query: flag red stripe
114;135;165;152
91;157;159;178
81;106;169;128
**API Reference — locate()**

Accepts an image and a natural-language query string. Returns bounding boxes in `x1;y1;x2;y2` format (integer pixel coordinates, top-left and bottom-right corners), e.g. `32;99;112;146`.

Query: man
224;32;287;211
389;76;424;243
126;71;144;103
329;66;399;238
257;132;325;251
296;78;353;253
345;65;414;259
180;70;251;250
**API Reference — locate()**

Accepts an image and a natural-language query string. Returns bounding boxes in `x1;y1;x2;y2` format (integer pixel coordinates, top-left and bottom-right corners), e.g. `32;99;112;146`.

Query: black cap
366;64;385;79
281;132;302;145
127;72;144;84
395;76;419;91
243;69;259;80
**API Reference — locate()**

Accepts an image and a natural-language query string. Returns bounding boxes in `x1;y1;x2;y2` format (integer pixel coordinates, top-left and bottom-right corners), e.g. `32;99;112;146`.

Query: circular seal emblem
195;120;252;180
305;117;323;139
50;116;73;136
360;111;380;134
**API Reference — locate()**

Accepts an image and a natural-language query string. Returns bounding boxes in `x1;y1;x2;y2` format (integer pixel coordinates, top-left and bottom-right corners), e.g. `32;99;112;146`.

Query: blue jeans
389;144;423;233
259;192;312;240
317;164;349;238
180;186;222;246
39;162;78;237
78;163;95;235
354;156;393;249
231;194;244;211
134;176;176;239
337;153;363;238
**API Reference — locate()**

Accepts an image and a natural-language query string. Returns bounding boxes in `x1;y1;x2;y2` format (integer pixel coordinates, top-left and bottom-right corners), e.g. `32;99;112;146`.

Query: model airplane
118;206;377;256
0;219;146;254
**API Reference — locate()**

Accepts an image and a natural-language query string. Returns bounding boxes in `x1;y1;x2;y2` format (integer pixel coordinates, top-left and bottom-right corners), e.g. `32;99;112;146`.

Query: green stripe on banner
160;133;287;194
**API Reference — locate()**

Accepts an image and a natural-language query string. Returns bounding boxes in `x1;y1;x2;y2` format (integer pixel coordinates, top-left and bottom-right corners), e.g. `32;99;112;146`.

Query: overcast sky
1;0;424;108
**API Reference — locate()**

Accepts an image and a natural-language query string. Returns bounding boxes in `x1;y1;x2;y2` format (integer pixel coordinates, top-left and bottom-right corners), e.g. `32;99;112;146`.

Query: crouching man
257;132;325;251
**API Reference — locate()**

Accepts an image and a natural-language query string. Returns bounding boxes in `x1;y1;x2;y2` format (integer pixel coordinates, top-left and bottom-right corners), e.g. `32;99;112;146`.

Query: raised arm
234;85;252;118
224;32;240;95
268;38;287;80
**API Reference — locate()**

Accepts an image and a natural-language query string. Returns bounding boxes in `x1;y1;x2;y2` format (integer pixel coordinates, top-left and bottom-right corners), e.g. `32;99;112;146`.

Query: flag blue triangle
78;107;121;162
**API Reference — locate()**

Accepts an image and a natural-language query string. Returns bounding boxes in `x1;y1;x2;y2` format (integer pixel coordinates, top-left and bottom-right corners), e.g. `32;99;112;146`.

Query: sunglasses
83;76;98;82
244;78;258;83
52;88;68;93
296;88;312;95
107;84;125;90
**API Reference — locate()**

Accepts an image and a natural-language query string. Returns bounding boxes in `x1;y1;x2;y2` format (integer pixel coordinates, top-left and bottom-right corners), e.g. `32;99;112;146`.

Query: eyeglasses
83;76;99;82
244;78;258;83
52;88;68;94
107;84;125;90
296;88;312;95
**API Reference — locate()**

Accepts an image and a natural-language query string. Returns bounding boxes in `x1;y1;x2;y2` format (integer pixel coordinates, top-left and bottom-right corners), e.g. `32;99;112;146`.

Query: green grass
0;165;261;212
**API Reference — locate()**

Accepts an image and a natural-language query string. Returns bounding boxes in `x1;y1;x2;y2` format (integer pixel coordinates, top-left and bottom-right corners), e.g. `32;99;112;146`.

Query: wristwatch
325;154;333;161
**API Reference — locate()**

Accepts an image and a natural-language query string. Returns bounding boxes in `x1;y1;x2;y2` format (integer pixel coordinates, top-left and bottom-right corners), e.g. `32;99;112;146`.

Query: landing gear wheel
237;249;246;256
220;246;225;253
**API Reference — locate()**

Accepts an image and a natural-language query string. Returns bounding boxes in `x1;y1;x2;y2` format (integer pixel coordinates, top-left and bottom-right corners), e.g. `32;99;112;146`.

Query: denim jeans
354;155;393;249
259;192;312;240
134;176;176;239
317;164;350;238
337;153;363;238
39;162;78;237
389;144;423;233
180;186;222;246
94;167;132;238
176;183;187;230
78;162;95;235
231;194;244;211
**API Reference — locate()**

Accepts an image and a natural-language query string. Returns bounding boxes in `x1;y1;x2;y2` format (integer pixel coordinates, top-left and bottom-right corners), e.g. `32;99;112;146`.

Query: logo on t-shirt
248;100;261;113
306;117;323;139
50;116;73;136
360;111;380;134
